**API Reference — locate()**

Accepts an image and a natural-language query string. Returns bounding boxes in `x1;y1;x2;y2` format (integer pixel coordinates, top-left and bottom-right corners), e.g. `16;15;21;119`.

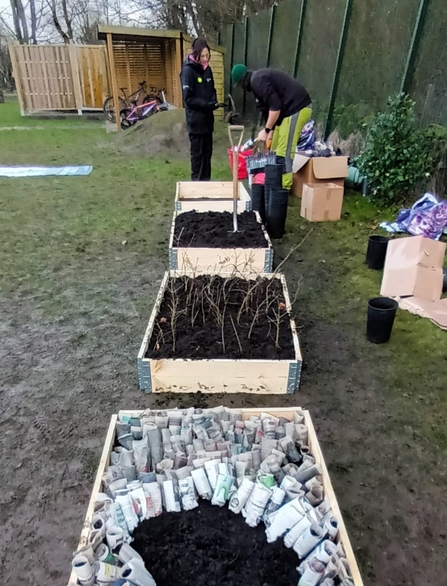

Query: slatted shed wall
98;26;225;130
9;42;109;114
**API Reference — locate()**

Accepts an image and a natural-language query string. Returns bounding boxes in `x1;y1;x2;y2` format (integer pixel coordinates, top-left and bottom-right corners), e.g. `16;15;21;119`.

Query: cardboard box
300;183;344;222
384;236;445;271
292;155;348;197
399;297;447;330
380;265;443;301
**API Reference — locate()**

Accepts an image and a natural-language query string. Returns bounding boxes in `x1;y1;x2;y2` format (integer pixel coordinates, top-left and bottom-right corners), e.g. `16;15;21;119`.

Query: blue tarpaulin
0;165;93;178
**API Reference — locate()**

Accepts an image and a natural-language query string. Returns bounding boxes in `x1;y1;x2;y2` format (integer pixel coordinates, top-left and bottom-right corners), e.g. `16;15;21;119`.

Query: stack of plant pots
263;163;288;239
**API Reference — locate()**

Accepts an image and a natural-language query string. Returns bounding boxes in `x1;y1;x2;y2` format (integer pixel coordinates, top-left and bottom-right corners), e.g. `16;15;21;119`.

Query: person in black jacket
181;38;219;181
231;64;312;190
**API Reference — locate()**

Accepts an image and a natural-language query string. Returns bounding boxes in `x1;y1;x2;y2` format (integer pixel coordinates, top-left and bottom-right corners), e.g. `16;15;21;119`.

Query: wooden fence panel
8;43;109;114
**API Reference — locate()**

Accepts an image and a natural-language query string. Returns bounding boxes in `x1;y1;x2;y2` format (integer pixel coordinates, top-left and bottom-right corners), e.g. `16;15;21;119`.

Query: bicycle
119;90;169;130
103;81;162;123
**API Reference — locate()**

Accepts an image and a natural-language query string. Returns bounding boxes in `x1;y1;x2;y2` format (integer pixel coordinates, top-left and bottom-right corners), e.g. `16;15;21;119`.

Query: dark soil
131;500;298;586
174;211;268;248
146;276;295;360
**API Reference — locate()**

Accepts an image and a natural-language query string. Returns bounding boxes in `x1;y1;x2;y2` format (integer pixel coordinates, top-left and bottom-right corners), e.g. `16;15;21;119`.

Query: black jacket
180;58;217;134
249;68;311;127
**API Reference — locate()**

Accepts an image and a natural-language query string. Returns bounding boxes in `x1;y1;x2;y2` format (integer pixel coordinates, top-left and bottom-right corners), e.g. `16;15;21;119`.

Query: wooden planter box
68;407;364;586
168;210;273;274
137;271;302;394
174;181;252;213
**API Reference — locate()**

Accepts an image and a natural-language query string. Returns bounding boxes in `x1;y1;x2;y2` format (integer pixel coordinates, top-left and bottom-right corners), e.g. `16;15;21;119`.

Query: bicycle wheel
120;109;133;130
103;96;117;122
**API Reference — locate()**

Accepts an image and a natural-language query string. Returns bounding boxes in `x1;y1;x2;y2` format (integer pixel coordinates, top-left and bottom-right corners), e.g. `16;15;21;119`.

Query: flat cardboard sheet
398;297;447;330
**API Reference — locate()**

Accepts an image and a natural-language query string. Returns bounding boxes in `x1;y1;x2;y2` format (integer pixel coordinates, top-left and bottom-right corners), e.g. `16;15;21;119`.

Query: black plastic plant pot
265;164;284;189
267;189;289;239
443;268;447;293
264;188;271;225
251;184;266;223
366;235;389;270
367;297;398;344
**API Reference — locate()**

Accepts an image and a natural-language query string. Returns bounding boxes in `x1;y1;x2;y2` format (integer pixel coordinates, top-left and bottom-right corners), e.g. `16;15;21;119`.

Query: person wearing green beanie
230;64;312;191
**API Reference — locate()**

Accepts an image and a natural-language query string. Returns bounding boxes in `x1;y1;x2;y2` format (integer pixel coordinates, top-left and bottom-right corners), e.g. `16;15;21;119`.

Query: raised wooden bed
137;271;302;394
68;407;364;586
174;181;252;213
168;210;273;274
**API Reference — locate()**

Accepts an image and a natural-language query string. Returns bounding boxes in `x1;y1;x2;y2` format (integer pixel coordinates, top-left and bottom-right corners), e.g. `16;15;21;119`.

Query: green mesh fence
410;0;447;127
220;0;447;134
297;0;346;124
231;21;246;119
245;10;272;125
219;25;233;98
269;0;303;74
334;0;420;134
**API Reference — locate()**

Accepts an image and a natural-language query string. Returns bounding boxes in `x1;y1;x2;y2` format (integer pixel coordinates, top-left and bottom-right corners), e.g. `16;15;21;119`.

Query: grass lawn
1;95;446;586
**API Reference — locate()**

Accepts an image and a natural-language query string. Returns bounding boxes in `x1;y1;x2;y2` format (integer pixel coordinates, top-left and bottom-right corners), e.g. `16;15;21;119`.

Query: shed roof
97;25;225;53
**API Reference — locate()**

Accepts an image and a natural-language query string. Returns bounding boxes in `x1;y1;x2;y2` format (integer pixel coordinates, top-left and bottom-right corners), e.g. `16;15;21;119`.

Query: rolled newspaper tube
324;516;338;541
71;555;95;586
294;464;322;485
121;466;137;483
319;578;336;586
106;526;124;551
260;437;277;460
115;489;139;532
180;423;193;446
109;502;130;539
275;425;286;439
284;510;319;549
293;410;305;425
298;559;325;586
293;522;325;559
146;424;163;469
338;557;352;580
323;555;341;579
279;436;302;463
163;479;181;512
179;476;199;510
300;445;311;456
306;486;324;507
251;448;261;469
175;466;193;481
73;545;95;565
229;478;254;514
204;460;220;490
174;450;188;470
129;483;147;519
204;439;217;452
297;540;338;575
285;421;297;440
96;561;121;583
117;433;134;450
266;455;285;484
161;428;172;450
242;483;272;528
262;486;285;526
304;476;323;492
131;426;143;440
211;474;234;507
96;543;119;566
155;411;169;429
111;447;134;468
295;424;308;445
142;481;162;517
191;468;213;500
116;542;144;565
265;498;306;543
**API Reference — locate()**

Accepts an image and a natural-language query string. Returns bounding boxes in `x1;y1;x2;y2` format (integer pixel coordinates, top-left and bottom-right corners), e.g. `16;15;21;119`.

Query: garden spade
228;124;245;232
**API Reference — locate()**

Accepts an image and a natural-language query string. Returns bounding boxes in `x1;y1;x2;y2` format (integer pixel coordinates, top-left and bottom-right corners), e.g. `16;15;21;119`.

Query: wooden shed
97;25;225;130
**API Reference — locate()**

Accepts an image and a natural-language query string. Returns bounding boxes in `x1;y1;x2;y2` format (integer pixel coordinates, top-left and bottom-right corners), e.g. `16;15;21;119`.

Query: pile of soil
115;108;230;159
174;211;268;248
131;500;298;586
146;275;295;360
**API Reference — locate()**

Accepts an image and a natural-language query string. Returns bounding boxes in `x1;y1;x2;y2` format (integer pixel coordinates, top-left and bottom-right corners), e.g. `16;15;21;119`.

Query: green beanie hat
231;64;248;86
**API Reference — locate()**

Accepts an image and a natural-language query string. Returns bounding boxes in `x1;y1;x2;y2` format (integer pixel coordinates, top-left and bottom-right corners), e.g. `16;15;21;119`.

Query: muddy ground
2;230;446;586
1;106;446;586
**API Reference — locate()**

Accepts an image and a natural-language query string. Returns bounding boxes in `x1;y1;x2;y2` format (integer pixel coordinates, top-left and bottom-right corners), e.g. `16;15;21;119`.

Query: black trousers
189;133;213;181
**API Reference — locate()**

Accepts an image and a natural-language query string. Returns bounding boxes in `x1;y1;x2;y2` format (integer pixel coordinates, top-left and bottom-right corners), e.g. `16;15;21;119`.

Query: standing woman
181;38;218;181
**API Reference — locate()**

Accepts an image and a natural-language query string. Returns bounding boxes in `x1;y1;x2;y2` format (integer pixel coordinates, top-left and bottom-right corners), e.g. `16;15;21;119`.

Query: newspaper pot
267;188;289;239
251;184;266;223
367;297;398;344
366;235;389;270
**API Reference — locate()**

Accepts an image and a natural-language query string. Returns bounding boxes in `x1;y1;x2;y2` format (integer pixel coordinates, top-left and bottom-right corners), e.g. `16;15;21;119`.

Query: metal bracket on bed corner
264;249;273;273
287;362;300;394
137;358;152;393
169;248;178;270
175;202;181;211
